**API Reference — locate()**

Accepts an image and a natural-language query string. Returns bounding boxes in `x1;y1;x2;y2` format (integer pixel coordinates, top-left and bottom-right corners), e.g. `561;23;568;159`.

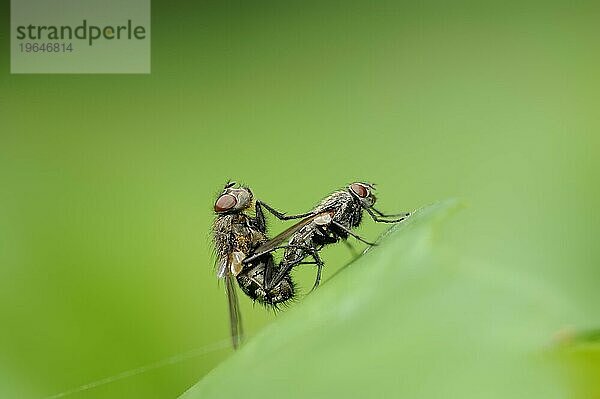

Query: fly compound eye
214;194;237;212
350;183;369;198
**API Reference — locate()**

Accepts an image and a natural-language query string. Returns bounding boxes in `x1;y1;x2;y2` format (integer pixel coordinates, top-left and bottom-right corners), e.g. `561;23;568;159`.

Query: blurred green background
0;1;598;398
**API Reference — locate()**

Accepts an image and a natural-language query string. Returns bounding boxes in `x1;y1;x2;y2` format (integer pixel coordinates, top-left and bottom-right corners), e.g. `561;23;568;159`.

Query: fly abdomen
237;256;295;305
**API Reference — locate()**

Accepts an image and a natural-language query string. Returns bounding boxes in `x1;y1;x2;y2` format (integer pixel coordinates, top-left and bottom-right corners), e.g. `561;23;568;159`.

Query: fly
211;181;311;348
244;182;410;292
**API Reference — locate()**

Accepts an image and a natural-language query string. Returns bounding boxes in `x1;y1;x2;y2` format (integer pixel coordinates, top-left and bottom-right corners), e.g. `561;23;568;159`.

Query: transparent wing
225;273;243;349
253;214;319;255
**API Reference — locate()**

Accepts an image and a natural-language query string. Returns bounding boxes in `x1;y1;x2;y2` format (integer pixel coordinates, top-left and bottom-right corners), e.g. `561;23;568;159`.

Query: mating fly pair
212;181;409;348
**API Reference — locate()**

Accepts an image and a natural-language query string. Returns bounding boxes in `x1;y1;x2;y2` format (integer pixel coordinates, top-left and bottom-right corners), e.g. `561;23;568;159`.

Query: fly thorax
250;229;266;246
351;206;364;227
232;221;249;236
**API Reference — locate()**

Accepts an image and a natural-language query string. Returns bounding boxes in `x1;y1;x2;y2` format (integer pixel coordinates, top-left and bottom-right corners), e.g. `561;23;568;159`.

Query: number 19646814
19;42;73;53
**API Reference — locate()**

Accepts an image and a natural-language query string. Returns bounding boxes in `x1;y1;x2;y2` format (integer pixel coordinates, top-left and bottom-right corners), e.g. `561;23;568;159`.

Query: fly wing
225;273;243;349
253;214;319;255
216;256;228;278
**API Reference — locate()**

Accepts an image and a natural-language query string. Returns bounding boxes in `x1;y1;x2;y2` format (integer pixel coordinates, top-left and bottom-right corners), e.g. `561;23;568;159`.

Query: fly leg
315;225;337;244
372;207;411;218
331;220;377;246
316;225;355;256
259;244;317;289
343;240;358;257
256;201;314;221
266;243;326;292
366;207;409;223
253;200;268;232
285;258;325;293
308;250;325;293
266;247;313;291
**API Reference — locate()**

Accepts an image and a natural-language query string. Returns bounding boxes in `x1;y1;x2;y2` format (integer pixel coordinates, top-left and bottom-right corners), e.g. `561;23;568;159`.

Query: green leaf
551;330;600;399
181;200;596;399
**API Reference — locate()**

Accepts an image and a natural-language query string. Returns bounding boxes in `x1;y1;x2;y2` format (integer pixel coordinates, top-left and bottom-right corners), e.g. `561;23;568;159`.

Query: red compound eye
214;194;237;212
350;183;369;198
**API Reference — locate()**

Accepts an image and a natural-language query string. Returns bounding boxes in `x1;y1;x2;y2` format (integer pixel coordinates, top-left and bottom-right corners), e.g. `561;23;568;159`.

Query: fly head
214;181;254;214
348;182;376;208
